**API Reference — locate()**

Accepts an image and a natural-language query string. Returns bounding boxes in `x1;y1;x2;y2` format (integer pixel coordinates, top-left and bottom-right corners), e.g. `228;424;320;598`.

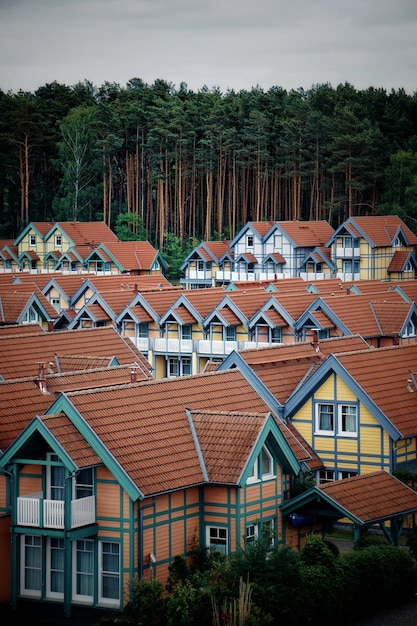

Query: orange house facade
0;370;300;616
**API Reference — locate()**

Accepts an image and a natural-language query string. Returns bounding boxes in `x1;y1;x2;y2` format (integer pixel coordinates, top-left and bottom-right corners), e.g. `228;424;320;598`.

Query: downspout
139;497;157;579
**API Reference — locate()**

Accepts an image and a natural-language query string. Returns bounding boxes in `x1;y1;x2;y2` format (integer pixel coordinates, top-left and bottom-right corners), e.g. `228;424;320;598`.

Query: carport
281;470;417;545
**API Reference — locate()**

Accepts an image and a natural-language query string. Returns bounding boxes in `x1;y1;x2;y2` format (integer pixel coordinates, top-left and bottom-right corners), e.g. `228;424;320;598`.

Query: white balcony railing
198;339;238;355
336;272;361;282
17;494;95;529
154;338;193;353
335;247;359;258
215;270;284;282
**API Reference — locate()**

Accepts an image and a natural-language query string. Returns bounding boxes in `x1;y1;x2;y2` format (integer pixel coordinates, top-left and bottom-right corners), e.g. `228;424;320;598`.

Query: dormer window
247;444;275;484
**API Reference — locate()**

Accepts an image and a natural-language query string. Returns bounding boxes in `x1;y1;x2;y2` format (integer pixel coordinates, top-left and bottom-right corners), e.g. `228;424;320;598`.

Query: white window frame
338;404;358;437
98;541;120;608
73;539;94;604
46;537;65;600
55;234;62;247
29;234;36;246
318;469;335;484
404;320;416;337
20;535;42;598
246;444;275;484
315;403;335;435
245;523;258;543
206;526;228;554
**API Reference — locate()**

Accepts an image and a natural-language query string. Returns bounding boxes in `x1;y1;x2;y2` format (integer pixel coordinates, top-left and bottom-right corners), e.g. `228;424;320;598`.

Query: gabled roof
0;288;58;324
275;221;335;247
47;369;282;496
369;301;415;335
388;250;417;273
0;326;151;380
330;215;417;248
281;471;417;532
49;221;119;246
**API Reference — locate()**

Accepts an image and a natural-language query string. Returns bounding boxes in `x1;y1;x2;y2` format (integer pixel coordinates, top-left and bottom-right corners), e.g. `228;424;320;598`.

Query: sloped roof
335;344;417;438
40;412;102;467
370;301;413;335
278;221;334;246
317;471;417;524
191;409;268;483
347;215;417;247
63;369;275;495
0;289;58;323
248;221;275;237
0;326;151;380
56;221;119;245
0;365;148;451
0;323;45;336
388;250;414;272
99;241;160;271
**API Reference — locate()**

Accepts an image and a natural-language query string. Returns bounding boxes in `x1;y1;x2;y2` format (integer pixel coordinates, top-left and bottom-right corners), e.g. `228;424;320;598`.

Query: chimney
36;362;50;394
130;369;138;384
134;283;138;294
393;335;400;346
312;330;319;351
47;320;54;332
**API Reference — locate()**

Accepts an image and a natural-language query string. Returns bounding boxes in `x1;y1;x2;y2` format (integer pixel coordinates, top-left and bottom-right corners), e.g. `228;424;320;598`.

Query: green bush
124;577;165;625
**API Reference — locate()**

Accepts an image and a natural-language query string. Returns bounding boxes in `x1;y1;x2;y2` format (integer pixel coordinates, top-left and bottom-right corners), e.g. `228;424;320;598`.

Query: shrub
124;577;164;625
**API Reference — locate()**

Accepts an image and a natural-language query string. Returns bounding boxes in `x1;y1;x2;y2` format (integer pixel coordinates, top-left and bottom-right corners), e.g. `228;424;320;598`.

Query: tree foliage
1;79;417;248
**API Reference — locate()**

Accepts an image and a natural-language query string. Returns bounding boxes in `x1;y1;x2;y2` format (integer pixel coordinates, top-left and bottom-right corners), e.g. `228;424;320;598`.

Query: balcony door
47;452;65;501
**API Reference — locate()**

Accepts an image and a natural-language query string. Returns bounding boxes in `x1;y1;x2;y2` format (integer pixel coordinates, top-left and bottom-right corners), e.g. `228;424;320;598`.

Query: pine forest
1;79;417;254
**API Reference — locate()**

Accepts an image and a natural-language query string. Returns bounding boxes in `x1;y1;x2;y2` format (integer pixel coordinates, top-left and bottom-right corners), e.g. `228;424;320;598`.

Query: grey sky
1;0;416;94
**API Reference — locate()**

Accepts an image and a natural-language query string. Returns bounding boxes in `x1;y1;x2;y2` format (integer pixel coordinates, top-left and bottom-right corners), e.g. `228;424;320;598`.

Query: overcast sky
1;0;416;95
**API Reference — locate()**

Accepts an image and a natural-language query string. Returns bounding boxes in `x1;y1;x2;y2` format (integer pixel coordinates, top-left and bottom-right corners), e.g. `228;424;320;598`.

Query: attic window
247;445;275;484
247;235;254;248
29;234;36;246
55;235;62;247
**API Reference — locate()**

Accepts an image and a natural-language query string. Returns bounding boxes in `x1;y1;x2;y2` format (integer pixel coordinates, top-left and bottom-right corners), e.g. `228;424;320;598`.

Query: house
12;221;165;277
180;240;231;289
0;283;59;329
327;215;417;281
0;368;307;615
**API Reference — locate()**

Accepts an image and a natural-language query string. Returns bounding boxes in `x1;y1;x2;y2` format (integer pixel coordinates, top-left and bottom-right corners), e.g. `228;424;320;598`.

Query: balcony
335;247;359;258
154;337;193;353
17;493;96;529
215;270;283;283
198;339;238;355
336;272;361;282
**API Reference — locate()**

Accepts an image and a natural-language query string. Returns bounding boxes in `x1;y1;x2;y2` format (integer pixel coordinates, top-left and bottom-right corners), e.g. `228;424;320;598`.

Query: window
207;526;228;554
47;538;64;599
246;524;258;543
226;326;236;342
247;235;254;247
319;470;335;484
316;404;334;434
339;471;357;480
182;324;192;340
404;260;413;272
99;542;120;605
47;453;65;500
338;405;357;436
168;357;191;377
21;535;42;597
404;321;416;337
73;539;94;602
168;358;179;377
5;259;11;269
70;261;77;272
55;234;62;247
247;444;275;483
342;260;359;274
29;234;36;246
138;322;148;338
271;327;282;344
74;468;93;499
51;297;60;312
197;260;205;272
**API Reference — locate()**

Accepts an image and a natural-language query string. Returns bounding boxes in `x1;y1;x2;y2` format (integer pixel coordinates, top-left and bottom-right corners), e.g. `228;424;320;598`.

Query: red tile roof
318;471;417;523
100;241;159;271
278;221;334;246
56;221;119;245
65;369;274;495
40;413;102;467
387;250;412;272
336;344;417;437
0;326;152;380
347;216;417;247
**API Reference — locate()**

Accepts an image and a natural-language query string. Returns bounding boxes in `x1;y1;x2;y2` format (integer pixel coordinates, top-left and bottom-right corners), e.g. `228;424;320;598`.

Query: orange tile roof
0;326;151;380
172;305;198;324
101;241;159;271
278;221;334;246
0;323;45;336
204;241;231;260
191;409;268;483
65;369;274;495
40;413;102;467
56;221;119;245
387;250;412;272
370;301;413;335
336;344;417;437
347;215;417;247
248;221;275;237
318;471;417;523
0;288;58;323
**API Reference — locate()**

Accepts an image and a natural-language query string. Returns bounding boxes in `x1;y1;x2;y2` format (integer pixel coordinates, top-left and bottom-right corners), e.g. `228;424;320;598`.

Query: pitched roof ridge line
190;409;268;418
185;408;208;482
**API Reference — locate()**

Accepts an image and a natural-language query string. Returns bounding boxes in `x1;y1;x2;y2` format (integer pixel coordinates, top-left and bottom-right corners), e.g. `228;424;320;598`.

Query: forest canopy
1;78;417;251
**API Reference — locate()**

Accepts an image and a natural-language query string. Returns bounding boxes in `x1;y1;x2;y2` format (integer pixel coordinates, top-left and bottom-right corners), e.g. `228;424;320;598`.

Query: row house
2;331;417;615
34;275;414;378
7;221;166;276
0;367;316;615
181;215;417;288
